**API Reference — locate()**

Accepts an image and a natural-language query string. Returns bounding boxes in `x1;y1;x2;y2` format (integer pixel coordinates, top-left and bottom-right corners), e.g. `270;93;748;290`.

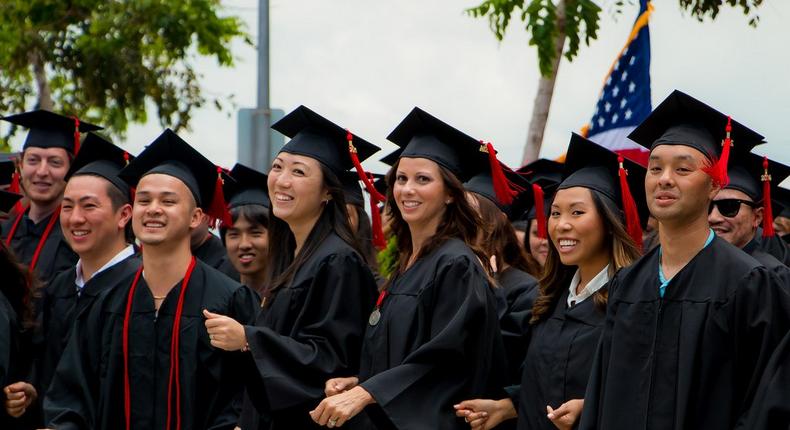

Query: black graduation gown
756;227;790;266
358;238;507;430
0;290;28;429
516;290;606;430
1;211;77;283
43;260;259;430
37;254;141;401
740;330;790;429
579;237;790;430
239;233;378;430
497;268;539;384
193;234;240;282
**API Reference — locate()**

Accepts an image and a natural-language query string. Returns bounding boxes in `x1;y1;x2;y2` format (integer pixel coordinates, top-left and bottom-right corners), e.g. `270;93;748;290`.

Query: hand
324;376;359;397
454;398;516;429
203;309;247;351
4;382;37;418
310;386;375;427
547;398;584;430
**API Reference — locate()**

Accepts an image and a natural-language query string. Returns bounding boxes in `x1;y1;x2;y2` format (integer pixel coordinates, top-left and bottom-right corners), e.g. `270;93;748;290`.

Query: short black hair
220;204;270;244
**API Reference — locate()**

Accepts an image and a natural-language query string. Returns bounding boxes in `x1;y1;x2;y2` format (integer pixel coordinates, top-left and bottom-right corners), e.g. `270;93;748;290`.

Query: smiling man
708;152;790;269
579;90;790;430
0;111;101;283
43;129;258;430
3;133;140;426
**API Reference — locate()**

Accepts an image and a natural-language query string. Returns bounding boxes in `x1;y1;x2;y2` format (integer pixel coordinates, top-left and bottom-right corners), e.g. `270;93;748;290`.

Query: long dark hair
472;193;541;278
349;204;379;273
264;162;363;296
530;188;641;324
0;243;39;330
384;158;490;287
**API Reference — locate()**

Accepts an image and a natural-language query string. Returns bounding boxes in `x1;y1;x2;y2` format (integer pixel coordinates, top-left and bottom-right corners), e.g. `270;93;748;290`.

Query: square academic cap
2;110;102;154
272;105;381;176
0;190;23;214
386;107;488;182
559;133;649;247
66;133;135;199
225;163;270;210
118;129;234;225
726;152;790;237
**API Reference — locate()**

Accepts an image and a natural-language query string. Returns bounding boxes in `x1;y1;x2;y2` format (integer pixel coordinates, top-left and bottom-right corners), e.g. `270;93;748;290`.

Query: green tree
0;0;251;151
466;0;763;164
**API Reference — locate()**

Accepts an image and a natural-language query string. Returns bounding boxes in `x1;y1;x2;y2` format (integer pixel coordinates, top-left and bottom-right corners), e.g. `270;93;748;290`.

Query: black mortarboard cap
0;160;16;186
517;158;564;188
225;163;270;210
387;107;487;182
341;171;365;207
66;133;134;199
773;187;790;219
0;190;22;214
559;133;649;245
628;90;764;159
118;129;232;213
380;149;403;167
371;173;387;198
465;166;531;216
271;106;381;176
727;153;790;203
1;110;102;153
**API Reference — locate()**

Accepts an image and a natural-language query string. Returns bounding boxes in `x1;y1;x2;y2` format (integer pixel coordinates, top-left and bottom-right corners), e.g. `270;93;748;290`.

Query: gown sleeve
359;256;502;426
728;267;790;426
243;253;376;411
42;294;104;430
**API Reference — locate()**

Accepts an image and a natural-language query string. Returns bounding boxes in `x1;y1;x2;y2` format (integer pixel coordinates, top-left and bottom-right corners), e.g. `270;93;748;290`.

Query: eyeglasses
708;198;758;218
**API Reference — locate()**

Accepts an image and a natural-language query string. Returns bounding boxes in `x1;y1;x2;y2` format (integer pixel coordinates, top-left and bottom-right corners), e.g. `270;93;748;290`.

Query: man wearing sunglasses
709;152;790;268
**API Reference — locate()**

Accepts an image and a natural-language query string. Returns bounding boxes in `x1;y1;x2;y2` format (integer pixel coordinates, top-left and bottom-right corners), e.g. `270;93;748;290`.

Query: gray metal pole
255;0;271;171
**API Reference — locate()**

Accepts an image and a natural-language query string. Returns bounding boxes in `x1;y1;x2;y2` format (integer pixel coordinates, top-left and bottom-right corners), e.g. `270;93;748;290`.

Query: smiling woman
311;107;507;430
205;106;379;430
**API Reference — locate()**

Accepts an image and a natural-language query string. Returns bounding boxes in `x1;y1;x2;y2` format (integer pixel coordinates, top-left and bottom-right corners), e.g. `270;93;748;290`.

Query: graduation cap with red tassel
627;90;766;188
516;159;564;240
118;129;236;225
725;151;790;239
1;109;101;154
558;134;648;248
1;159;25;215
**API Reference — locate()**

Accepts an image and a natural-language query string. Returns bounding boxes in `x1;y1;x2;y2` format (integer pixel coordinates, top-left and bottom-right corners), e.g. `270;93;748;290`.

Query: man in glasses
708;152;790;268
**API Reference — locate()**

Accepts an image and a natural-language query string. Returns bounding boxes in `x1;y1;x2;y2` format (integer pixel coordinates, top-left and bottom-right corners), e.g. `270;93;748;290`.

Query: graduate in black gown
456;133;646;430
579;90;790;430
192;214;241;281
44;129;259;430
0;111;101;283
741;329;790;429
221;163;271;296
708;151;790;270
311;107;507;429
464;165;540;383
517;159;564;270
4;133;140;426
0;190;36;430
204;106;379;430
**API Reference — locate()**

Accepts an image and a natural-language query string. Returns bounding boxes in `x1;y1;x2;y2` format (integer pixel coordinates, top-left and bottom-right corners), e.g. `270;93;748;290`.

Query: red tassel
9;166;23;215
484;141;521;206
532;183;547;240
762;156;775;238
72;116;81;155
714;116;733;187
366;173;386;250
618;156;644;249
347;130;386;202
208;166;232;229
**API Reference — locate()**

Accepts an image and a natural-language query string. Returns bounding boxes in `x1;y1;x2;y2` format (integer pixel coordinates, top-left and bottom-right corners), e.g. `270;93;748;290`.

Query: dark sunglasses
709;198;758;218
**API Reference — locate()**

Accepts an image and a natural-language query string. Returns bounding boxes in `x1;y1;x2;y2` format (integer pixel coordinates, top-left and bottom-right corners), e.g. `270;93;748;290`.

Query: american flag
584;0;654;166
